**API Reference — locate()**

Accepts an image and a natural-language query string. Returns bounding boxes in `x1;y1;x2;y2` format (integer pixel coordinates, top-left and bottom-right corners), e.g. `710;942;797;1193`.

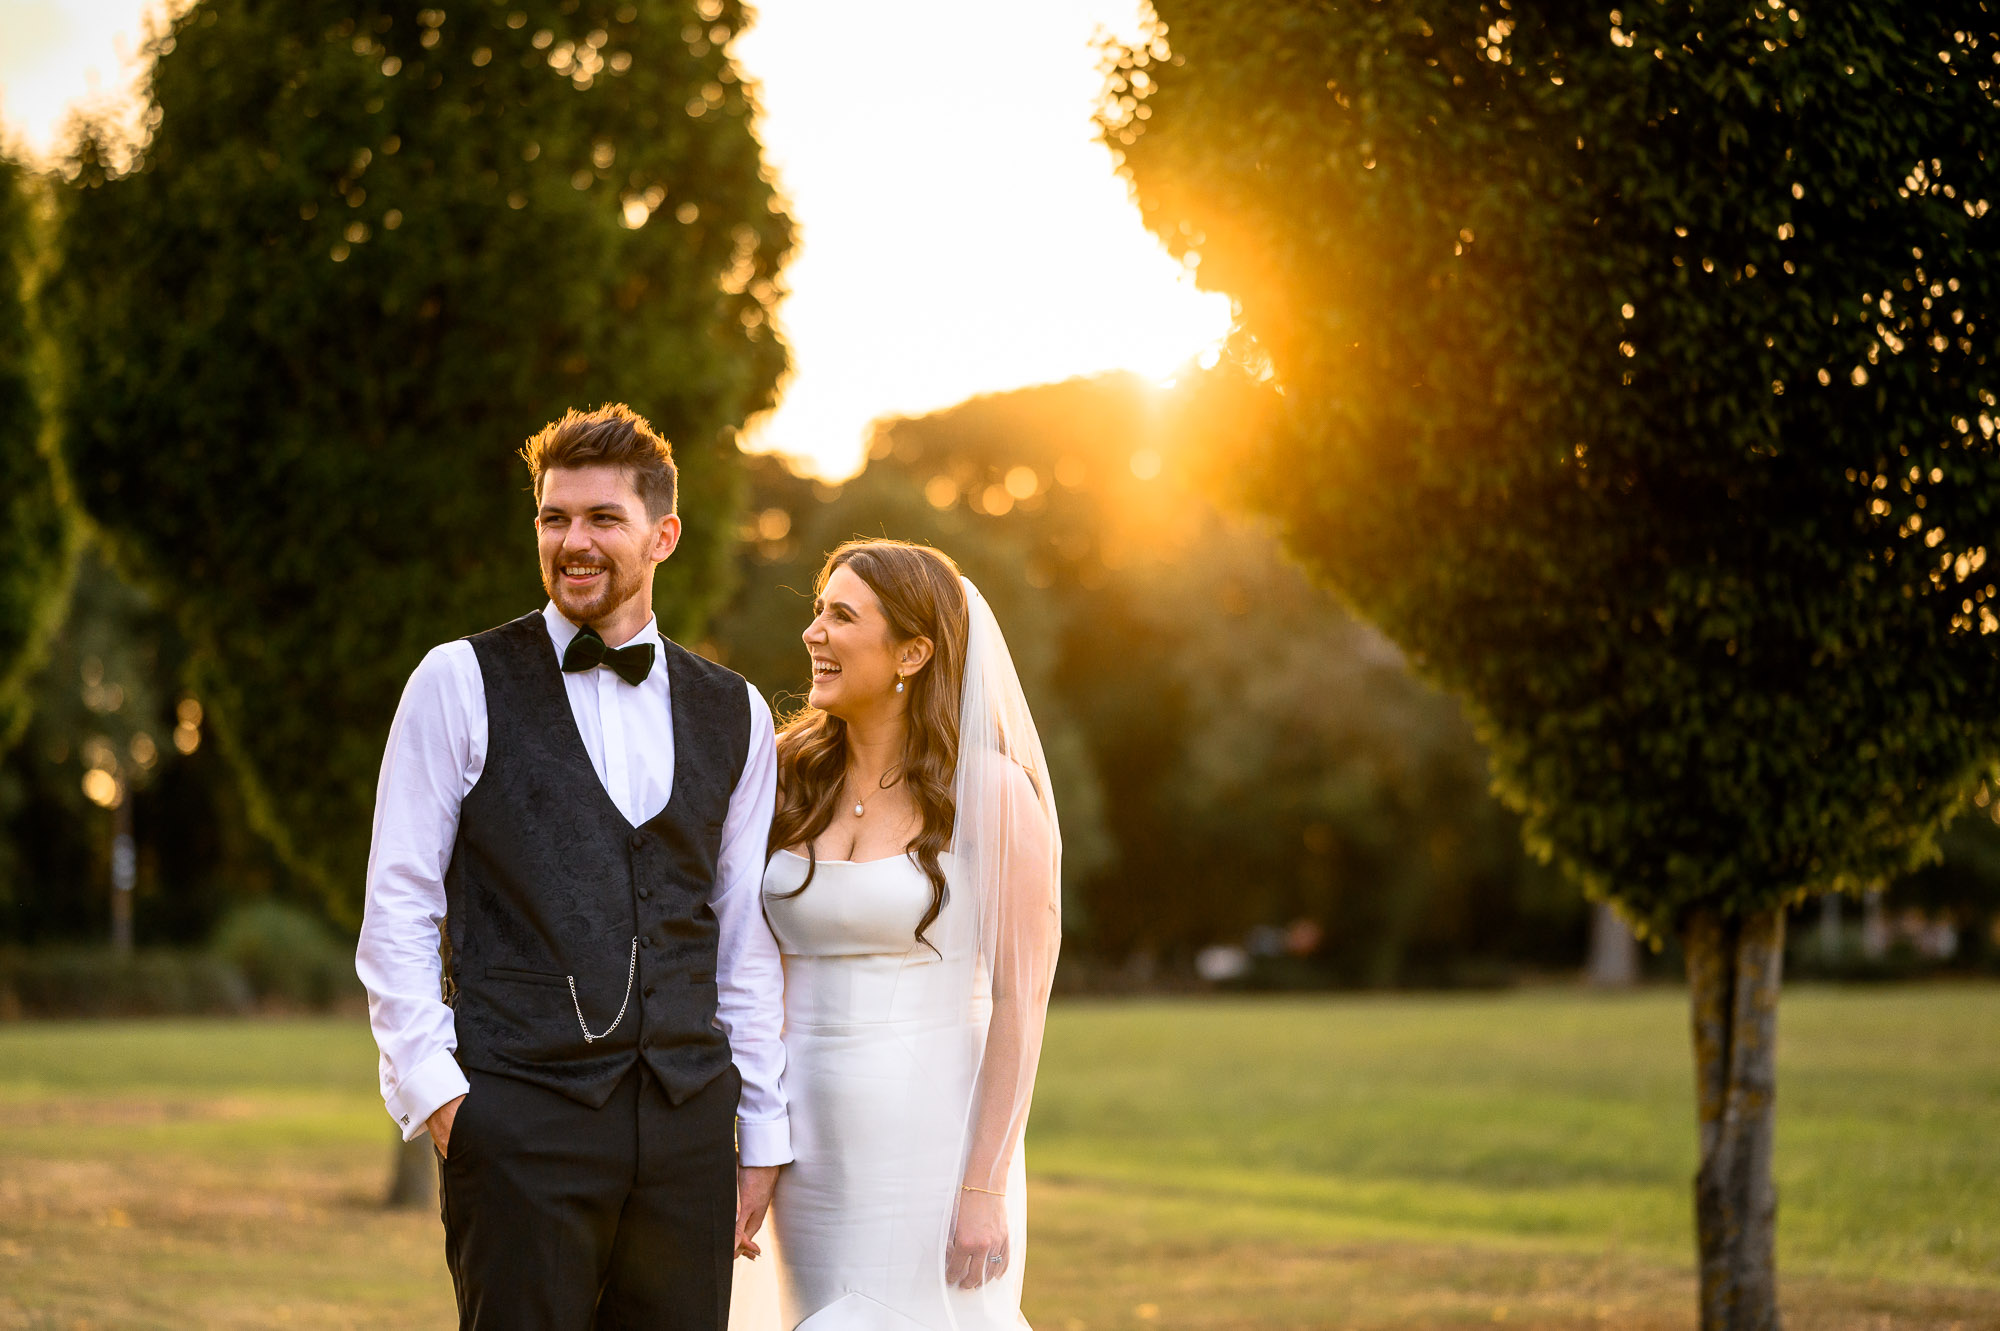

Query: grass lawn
1;985;1995;1329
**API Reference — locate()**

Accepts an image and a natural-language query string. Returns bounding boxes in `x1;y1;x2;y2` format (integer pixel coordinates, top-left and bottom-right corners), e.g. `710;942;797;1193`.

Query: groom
356;404;788;1329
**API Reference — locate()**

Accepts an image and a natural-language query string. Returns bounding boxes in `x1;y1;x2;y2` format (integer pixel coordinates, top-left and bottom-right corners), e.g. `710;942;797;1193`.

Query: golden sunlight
732;1;1231;478
0;0;164;162
0;0;1231;480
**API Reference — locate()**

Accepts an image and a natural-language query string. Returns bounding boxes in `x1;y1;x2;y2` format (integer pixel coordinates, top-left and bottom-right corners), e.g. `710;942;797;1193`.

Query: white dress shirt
356;603;790;1165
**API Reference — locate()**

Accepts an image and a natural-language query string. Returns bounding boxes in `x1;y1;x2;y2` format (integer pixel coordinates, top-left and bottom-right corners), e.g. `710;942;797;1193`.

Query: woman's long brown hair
769;540;970;949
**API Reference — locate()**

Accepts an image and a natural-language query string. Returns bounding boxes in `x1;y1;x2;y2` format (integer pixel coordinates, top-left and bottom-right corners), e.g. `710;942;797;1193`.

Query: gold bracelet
960;1183;1005;1196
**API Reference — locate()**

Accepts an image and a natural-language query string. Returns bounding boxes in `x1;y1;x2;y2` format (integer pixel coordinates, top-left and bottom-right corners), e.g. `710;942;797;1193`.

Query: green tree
45;0;791;917
0;159;81;758
1106;3;2000;1324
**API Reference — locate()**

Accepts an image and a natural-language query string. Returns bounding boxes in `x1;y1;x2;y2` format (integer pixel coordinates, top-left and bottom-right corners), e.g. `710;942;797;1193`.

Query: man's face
535;465;679;626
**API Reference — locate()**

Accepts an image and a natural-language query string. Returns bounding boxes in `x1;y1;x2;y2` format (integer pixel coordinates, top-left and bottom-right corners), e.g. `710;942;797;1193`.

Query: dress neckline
776;847;920;868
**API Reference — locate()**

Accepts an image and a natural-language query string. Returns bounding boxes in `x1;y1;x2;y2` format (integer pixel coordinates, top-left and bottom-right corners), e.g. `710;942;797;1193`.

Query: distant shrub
0;946;252;1018
208;901;360;1010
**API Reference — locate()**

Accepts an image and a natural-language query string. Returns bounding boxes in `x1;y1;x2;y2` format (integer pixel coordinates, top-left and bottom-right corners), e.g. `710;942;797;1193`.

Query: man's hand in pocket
428;1094;466;1157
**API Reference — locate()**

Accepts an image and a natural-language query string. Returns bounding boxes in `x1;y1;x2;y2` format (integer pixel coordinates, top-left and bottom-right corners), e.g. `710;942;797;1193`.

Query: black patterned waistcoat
443;611;751;1107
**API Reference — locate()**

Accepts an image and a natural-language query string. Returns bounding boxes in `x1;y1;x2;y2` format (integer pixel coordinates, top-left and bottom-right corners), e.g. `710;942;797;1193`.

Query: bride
732;539;1061;1331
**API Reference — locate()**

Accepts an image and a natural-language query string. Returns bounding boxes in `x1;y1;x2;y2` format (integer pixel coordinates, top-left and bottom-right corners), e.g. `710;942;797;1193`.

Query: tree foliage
1106;2;2000;935
46;0;791;915
0;159;79;755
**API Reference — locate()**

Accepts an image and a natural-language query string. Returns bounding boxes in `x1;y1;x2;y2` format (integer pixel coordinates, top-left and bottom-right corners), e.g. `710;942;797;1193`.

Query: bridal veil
942;574;1063;1249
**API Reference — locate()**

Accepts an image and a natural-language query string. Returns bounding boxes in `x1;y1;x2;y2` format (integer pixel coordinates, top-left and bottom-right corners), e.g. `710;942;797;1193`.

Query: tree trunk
385;1129;438;1211
1860;890;1889;960
1815;895;1842;965
1682;905;1785;1331
1586;900;1639;987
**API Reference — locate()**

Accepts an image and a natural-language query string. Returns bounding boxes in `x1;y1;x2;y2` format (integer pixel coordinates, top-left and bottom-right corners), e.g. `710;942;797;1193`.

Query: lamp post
110;784;135;956
80;749;132;954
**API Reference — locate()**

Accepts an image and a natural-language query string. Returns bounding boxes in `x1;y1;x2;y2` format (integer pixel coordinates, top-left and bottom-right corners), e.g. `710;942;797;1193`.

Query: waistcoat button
639;936;652;949
637;887;651;900
629;832;645;849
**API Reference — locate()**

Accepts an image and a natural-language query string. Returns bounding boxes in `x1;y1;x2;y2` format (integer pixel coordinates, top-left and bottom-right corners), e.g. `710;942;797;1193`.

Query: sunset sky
0;0;1230;477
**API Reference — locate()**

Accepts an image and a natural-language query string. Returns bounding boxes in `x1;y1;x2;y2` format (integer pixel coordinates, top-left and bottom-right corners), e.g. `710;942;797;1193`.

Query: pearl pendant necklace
849;767;898;819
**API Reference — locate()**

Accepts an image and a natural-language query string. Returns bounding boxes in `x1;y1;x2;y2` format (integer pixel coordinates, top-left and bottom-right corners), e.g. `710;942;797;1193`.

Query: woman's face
804;564;911;720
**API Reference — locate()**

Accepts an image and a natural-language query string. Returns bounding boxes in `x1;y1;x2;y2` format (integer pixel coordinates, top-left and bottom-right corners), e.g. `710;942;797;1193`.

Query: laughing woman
736;539;1061;1331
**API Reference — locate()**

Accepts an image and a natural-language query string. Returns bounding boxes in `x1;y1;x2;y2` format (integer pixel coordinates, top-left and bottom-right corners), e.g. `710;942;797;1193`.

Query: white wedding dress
727;847;1031;1331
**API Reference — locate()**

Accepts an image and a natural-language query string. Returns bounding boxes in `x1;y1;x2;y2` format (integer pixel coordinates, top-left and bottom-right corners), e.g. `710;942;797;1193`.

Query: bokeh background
2;2;1997;1329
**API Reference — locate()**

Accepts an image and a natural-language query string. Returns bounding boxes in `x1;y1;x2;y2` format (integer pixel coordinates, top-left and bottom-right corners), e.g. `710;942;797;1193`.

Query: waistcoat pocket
486;965;566;987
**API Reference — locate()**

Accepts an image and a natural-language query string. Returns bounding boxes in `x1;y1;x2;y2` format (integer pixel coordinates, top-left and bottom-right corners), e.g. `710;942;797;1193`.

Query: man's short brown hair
521;403;677;519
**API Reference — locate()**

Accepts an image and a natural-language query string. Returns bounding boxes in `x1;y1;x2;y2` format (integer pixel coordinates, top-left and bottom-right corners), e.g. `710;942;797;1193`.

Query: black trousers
438;1062;739;1331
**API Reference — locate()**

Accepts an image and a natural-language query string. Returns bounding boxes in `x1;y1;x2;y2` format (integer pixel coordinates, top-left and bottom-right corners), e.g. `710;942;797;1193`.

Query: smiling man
356;404;788;1329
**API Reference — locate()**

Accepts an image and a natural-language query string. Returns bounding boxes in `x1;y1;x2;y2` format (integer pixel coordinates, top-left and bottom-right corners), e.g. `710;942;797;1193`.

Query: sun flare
731;0;1231;478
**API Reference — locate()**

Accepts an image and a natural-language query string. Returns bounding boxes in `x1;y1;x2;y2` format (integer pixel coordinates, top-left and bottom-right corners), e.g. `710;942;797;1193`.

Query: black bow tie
561;625;656;687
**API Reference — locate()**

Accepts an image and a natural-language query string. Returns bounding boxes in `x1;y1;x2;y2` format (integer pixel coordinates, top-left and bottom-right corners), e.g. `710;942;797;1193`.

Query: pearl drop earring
894;673;905;694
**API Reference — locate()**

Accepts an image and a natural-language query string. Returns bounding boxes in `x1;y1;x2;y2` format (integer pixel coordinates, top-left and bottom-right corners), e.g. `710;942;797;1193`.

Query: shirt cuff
386;1048;471;1142
736;1115;793;1167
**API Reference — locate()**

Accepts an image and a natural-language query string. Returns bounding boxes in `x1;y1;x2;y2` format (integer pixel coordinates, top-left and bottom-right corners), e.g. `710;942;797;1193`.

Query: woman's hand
736;1164;780;1259
945;1189;1009;1289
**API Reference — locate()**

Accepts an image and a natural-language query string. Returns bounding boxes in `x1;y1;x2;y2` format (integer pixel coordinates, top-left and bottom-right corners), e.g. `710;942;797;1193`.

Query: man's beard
542;549;645;626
